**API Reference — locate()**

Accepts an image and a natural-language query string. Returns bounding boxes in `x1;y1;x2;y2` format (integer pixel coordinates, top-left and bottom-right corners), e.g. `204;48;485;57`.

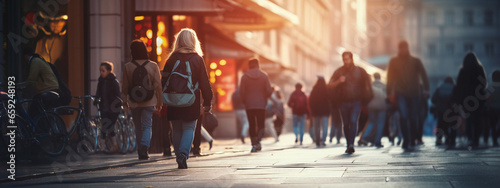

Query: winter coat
309;80;330;116
367;79;388;111
431;82;454;115
387;55;429;97
122;59;162;108
329;65;373;105
96;73;122;113
452;53;487;114
239;68;273;110
162;52;213;121
288;90;309;115
231;89;245;110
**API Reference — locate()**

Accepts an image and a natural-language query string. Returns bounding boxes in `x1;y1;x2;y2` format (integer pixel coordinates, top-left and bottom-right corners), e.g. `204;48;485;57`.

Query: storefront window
134;15;198;69
209;58;236;111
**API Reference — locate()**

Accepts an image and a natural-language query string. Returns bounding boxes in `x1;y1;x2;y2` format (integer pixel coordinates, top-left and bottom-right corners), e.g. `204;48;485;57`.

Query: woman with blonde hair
162;28;213;169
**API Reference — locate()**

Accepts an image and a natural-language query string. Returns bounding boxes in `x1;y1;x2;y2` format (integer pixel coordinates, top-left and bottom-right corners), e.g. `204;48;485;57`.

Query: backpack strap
131;60;149;67
163;60;182;93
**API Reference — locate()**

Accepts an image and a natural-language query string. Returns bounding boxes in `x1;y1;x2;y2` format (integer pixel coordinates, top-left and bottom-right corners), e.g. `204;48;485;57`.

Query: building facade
409;0;500;90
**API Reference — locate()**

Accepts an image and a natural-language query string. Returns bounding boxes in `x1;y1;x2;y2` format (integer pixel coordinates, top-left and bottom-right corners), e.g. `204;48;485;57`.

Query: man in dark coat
239;58;274;152
328;51;373;154
386;41;429;151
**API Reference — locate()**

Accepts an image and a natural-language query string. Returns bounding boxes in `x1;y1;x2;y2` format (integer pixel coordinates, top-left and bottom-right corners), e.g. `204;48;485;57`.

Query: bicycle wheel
1;115;31;158
34;112;68;156
127;119;137;153
105;120;126;153
76;116;98;154
118;118;129;154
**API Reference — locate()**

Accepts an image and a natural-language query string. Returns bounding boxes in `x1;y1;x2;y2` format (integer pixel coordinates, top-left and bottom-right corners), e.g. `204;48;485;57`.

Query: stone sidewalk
2;134;500;187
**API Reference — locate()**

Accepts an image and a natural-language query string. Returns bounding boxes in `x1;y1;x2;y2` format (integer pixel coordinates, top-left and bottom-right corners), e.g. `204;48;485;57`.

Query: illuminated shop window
210;59;236;111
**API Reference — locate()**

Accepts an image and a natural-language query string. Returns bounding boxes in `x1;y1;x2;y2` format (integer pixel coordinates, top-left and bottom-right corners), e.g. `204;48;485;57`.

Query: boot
138;145;149;160
176;153;188;169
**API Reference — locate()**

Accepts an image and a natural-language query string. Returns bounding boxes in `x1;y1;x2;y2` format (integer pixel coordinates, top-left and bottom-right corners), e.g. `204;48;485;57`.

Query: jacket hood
245;68;267;79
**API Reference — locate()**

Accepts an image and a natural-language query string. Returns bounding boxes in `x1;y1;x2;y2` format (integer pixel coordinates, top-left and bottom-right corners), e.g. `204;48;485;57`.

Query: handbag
202;111;218;133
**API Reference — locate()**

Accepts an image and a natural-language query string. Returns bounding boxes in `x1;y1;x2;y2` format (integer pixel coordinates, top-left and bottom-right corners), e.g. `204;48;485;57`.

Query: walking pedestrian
272;89;285;137
265;95;279;142
232;88;249;144
360;73;388;148
288;83;309;145
451;52;487;147
162;28;213;169
329;107;343;144
309;75;330;147
122;40;162;160
486;70;500;147
431;76;455;147
328;51;373;154
239;58;274;152
386;41;430;151
95;61;122;152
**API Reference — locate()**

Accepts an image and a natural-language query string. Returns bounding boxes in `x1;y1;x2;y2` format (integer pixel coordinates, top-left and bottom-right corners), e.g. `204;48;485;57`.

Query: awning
208;0;299;31
135;0;224;15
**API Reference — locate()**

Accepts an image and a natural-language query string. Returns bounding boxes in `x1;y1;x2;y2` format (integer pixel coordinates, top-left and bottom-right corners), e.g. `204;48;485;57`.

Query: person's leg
491;109;500;146
298;115;306;144
236;110;249;138
330;114;335;142
179;120;197;158
293;114;299;141
348;102;362;147
374;111;387;146
321;116;329;144
407;97;420;146
171;120;183;156
265;117;279;141
192;117;202;155
139;106;155;148
362;111;377;142
255;109;266;149
397;95;412;149
340;103;351;146
246;110;258;147
131;108;143;147
313;117;321;145
163;119;172;156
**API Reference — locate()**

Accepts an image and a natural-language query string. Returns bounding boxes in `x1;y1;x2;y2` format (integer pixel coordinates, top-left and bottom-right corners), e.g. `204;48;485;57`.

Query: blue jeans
396;94;420;148
313;116;329;144
340;101;362;146
171;120;197;157
292;114;306;142
362;110;387;145
330;108;343;142
131;106;155;147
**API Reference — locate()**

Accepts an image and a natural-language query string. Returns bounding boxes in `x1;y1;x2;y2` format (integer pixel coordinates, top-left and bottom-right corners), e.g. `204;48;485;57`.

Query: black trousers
162;116;172;151
246;109;266;146
192;116;202;153
101;111;119;138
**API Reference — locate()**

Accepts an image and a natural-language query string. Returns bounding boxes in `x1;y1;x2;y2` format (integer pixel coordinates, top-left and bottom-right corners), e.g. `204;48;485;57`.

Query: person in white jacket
360;73;388;148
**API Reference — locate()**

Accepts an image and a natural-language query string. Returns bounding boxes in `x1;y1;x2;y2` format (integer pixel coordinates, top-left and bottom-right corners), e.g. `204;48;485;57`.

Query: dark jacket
452;53;487;113
387;55;429;97
231;89;245;110
288;90;309;115
162;52;213;121
96;73;122;113
432;82;454;115
309;79;330;116
329;65;373;105
239;68;273;110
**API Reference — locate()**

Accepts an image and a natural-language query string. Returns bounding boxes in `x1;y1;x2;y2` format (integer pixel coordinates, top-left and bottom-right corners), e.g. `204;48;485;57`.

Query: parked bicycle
54;95;99;154
89;96;136;154
0;82;67;157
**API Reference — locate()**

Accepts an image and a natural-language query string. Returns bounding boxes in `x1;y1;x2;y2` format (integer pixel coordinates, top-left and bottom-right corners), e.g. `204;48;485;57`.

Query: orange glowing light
215;69;222;76
219;59;227;66
210;62;217;69
146;29;152;39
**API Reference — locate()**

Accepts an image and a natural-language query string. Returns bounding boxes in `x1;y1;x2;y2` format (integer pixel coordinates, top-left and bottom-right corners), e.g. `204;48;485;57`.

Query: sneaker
250;146;258;153
176;153;188;169
345;146;355;154
295;138;298;143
